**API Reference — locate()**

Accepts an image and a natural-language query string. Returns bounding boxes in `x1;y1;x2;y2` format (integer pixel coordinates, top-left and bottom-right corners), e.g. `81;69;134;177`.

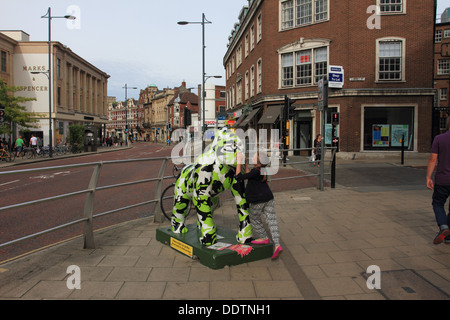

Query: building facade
434;17;450;136
151;87;175;143
197;83;227;129
0;31;18;86
1;30;109;146
106;98;140;141
224;0;436;157
167;86;199;133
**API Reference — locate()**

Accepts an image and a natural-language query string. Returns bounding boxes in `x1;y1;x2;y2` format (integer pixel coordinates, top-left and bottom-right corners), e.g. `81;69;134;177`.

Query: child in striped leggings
236;152;283;260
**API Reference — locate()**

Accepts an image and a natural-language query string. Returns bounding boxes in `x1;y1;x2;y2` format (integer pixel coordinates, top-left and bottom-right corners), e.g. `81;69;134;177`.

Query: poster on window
325;124;333;145
372;124;390;147
391;125;409;147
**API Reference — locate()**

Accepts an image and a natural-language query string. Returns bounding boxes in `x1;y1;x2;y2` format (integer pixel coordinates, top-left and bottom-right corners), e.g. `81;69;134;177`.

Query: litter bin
84;129;98;152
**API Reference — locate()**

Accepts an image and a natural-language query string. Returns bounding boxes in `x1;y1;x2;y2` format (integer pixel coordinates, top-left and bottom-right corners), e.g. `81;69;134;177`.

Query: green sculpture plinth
156;224;273;269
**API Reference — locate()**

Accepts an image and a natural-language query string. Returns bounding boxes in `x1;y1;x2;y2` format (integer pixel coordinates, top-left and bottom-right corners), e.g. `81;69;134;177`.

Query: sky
1;0;448;101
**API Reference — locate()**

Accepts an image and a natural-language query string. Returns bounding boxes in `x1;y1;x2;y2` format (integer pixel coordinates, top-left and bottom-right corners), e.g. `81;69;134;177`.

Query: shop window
363;107;414;151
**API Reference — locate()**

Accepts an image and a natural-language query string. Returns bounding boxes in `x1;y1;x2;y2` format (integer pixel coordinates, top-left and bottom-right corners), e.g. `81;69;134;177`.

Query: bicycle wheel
160;184;192;221
160;184;176;220
27;149;35;159
1;151;10;162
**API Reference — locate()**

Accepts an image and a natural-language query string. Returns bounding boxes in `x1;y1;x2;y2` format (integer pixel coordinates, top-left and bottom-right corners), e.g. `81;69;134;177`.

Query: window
250;65;255;97
435;30;442;43
379;0;403;13
282;53;294;87
0;51;6;72
440;88;448;101
57;58;61;78
363;106;415;151
296;0;312;25
236;78;242;105
445;29;450;38
245;34;249;57
257;13;262;42
437;59;450;75
257;58;262;93
281;46;328;87
281;0;328;30
378;40;403;81
315;0;328;21
296;50;312;85
237;45;242;67
250;25;255;51
245;71;249;100
281;0;294;29
314;47;328;83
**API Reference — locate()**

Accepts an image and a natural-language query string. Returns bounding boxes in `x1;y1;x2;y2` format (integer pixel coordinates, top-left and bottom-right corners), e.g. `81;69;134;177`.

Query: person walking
236;151;283;260
14;136;25;157
30;134;38;149
426;116;450;244
313;134;322;167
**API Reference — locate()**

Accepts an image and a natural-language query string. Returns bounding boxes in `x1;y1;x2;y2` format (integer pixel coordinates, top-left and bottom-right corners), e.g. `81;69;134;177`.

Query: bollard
401;135;405;165
331;149;336;188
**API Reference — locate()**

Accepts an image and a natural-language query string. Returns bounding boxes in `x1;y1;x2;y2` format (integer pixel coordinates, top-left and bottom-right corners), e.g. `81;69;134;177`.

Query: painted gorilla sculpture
171;128;253;246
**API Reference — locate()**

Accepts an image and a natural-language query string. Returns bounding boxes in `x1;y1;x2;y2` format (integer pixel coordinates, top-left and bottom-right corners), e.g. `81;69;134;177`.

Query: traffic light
184;107;192;127
284;96;296;120
332;137;340;152
331;112;340;125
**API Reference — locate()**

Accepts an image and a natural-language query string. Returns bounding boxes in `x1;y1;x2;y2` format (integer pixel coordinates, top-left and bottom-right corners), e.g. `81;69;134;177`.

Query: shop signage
328;65;344;89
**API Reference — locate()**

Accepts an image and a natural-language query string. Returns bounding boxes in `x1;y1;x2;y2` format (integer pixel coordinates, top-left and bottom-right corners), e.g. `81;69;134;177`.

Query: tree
68;124;85;153
0;79;39;137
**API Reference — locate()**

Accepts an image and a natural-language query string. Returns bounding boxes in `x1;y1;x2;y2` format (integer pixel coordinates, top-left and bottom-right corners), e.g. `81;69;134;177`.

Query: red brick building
434;19;450;137
224;0;436;156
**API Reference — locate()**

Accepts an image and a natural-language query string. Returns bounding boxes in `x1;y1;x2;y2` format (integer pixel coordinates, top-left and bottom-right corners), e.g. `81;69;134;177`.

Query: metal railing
0;157;170;250
0;148;336;252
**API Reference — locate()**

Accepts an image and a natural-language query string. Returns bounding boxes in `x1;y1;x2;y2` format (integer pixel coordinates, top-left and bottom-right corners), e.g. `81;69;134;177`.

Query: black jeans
432;184;450;227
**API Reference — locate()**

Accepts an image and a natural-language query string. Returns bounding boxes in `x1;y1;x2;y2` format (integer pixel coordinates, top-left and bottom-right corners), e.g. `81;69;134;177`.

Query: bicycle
160;164;193;221
54;144;70;156
0;148;15;162
27;147;39;159
38;146;50;158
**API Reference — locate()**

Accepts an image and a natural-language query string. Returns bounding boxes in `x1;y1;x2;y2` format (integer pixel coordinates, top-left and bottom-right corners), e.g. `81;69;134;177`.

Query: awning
239;108;261;127
232;115;246;128
258;105;283;124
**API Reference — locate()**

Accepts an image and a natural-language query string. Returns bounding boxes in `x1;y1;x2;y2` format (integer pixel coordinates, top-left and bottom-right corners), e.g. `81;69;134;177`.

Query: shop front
362;106;416;151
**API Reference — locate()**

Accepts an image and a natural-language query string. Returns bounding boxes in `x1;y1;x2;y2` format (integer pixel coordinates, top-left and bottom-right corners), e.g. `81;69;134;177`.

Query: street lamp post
123;84;137;146
178;14;222;151
40;7;76;157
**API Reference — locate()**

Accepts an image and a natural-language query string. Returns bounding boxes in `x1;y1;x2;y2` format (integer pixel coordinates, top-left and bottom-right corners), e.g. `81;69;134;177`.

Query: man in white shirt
30;134;38;149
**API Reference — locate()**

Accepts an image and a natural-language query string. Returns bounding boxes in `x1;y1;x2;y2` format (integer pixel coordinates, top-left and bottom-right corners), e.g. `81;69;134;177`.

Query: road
0;142;318;263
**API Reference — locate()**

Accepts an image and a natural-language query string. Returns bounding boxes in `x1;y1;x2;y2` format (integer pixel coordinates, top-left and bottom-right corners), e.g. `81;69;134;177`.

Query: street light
178;13;222;151
123;84;138;145
40;7;76;157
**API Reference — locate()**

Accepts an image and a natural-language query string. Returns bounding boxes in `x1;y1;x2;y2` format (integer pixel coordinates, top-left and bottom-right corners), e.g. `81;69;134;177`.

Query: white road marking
0;180;20;187
29;171;72;180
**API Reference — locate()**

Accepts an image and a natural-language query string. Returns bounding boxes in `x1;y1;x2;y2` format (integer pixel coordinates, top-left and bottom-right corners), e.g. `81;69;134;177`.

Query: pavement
0;148;449;301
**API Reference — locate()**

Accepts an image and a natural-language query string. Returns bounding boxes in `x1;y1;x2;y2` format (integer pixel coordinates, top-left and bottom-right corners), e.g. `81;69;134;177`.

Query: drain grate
362;269;449;300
